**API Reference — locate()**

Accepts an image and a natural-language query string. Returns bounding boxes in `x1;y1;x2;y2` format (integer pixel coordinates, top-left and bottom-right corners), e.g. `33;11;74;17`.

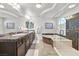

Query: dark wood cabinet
0;37;26;56
25;34;30;52
71;31;78;50
0;42;16;56
17;42;26;56
66;13;79;50
0;32;35;56
25;32;35;53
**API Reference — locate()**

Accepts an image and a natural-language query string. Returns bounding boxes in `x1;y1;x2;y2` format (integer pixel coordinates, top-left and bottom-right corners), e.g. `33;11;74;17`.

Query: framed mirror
45;23;53;29
6;22;15;29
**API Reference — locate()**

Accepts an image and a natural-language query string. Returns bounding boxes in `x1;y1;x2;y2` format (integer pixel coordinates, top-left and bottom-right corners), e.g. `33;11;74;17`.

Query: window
26;21;34;29
58;18;66;28
58;18;66;35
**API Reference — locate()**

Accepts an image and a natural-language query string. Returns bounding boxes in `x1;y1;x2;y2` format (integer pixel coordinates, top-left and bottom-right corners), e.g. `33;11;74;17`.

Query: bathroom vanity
0;32;35;56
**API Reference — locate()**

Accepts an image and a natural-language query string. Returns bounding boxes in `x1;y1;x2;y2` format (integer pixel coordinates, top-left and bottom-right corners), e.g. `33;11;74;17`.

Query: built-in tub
42;35;79;56
42;35;72;47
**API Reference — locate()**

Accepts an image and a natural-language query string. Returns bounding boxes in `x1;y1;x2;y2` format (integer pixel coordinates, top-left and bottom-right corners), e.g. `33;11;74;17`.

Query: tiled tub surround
42;35;79;56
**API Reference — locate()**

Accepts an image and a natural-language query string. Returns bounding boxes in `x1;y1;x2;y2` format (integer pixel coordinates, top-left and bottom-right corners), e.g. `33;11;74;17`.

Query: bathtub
42;35;79;56
42;35;72;47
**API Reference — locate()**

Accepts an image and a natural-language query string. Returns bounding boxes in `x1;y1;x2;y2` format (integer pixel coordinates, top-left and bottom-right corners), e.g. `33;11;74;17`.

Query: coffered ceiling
0;3;79;20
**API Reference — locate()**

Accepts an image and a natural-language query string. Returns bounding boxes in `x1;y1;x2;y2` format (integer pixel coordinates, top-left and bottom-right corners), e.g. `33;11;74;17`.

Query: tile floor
25;34;58;56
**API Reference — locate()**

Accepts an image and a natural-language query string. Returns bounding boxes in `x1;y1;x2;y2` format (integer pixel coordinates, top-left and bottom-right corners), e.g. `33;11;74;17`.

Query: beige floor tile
25;49;35;56
26;38;58;56
37;40;58;56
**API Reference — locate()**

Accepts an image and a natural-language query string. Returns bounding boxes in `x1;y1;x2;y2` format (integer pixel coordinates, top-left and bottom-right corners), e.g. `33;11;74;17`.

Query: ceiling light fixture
68;4;76;8
0;5;4;8
66;15;73;19
25;15;31;19
36;4;42;8
8;3;20;11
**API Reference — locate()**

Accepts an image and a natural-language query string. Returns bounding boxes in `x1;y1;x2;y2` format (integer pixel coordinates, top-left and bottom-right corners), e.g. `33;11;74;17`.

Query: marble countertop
0;33;28;42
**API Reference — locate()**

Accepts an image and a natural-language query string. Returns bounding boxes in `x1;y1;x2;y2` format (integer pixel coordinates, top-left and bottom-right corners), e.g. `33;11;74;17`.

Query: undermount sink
12;33;26;36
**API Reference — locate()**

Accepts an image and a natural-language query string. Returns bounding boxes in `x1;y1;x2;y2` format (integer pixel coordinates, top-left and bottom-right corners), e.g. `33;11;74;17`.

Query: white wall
3;17;17;33
0;15;28;34
0;17;4;34
0;13;61;35
29;16;58;34
0;15;62;35
41;19;58;34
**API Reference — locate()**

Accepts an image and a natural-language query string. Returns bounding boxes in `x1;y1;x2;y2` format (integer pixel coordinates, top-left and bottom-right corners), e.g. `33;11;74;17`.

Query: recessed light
0;5;4;8
36;4;42;8
68;4;76;8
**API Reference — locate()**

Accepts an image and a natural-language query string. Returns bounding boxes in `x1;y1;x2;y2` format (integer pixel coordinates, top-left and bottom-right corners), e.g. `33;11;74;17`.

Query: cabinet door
25;35;30;52
0;42;16;56
72;32;78;50
77;32;79;50
29;33;33;47
26;39;30;49
18;42;26;56
66;20;69;29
